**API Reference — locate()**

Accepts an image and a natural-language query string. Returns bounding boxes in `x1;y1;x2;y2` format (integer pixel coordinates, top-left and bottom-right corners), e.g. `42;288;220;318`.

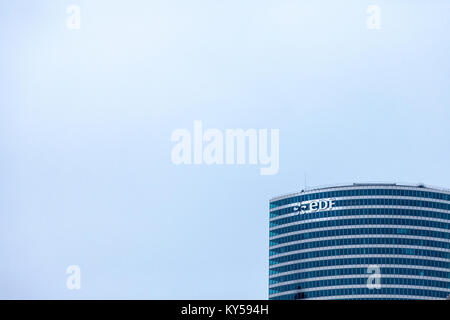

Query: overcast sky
1;0;449;299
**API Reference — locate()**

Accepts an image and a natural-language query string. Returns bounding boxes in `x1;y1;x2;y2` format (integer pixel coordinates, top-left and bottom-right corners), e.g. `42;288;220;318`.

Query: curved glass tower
269;183;450;300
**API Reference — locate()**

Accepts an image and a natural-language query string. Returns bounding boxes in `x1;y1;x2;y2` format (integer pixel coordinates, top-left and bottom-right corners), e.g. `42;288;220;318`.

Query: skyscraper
269;183;450;299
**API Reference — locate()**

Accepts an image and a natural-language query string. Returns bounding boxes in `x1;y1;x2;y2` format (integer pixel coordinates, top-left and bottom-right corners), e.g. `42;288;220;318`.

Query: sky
1;0;450;299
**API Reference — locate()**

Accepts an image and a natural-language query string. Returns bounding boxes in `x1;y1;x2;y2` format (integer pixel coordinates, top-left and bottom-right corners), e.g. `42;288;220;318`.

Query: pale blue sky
1;1;449;299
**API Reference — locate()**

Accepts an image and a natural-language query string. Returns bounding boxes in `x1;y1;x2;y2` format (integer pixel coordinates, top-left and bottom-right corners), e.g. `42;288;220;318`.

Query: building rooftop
270;182;450;202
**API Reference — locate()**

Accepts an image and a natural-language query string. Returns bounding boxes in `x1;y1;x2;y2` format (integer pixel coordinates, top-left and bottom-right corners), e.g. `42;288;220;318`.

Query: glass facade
269;184;450;300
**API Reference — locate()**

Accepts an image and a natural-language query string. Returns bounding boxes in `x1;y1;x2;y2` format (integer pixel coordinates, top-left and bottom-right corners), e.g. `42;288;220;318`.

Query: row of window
270;208;450;227
270;188;450;209
269;257;450;275
271;198;450;218
271;228;450;247
270;267;450;285
270;247;449;265
270;237;450;256
270;277;450;295
270;287;449;300
270;218;450;237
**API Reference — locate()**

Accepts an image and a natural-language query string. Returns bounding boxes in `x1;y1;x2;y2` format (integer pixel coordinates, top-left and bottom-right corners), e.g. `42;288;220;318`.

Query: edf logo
293;198;336;215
